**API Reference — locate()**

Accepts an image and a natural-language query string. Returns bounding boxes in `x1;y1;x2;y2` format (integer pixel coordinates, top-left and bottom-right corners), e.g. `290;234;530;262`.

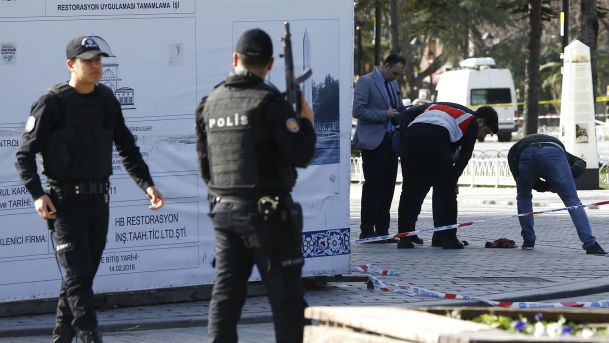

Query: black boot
374;229;399;243
52;325;75;343
410;235;424;245
397;237;415;249
359;225;375;239
431;232;442;247
78;329;103;343
441;237;464;249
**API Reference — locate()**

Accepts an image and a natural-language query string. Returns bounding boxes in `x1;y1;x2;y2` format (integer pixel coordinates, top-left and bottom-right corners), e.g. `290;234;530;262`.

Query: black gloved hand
533;179;550;193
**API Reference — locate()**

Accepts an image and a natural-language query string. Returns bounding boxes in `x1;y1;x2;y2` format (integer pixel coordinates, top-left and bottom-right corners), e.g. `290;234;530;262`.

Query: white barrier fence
457;150;515;187
350;151;514;187
595;121;609;184
351;149;609;187
350;122;609;186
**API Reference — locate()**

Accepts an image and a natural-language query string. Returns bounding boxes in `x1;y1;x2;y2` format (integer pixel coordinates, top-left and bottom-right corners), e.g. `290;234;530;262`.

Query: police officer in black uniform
15;36;165;343
195;28;316;343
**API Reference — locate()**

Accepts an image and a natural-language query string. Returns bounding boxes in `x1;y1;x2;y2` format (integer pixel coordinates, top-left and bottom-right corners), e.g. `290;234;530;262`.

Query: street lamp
482;32;494;41
482;32;495;56
410;36;422;78
355;23;362;76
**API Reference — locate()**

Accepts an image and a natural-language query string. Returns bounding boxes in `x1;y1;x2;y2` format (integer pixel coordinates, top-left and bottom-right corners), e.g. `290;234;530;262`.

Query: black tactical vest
44;82;115;181
203;81;293;198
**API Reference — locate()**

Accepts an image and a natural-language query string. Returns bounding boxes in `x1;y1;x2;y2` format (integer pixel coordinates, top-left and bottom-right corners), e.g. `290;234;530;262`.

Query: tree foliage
356;0;516;99
355;0;609;119
312;74;340;123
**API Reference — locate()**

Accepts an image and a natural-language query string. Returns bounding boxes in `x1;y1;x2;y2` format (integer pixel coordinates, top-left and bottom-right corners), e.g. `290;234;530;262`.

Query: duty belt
209;194;291;220
52;181;110;195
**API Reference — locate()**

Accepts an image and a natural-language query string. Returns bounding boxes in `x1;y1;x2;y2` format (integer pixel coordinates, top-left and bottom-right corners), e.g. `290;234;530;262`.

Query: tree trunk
390;0;400;54
390;0;404;90
580;0;598;111
524;0;542;135
374;0;382;65
461;11;470;58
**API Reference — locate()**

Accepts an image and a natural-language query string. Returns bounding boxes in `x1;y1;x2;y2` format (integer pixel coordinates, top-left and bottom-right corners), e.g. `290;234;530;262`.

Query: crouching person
508;133;606;254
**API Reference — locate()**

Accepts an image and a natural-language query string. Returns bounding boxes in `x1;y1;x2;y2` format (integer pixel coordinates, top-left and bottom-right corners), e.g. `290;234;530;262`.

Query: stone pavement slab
0;324;277;343
2;184;609;339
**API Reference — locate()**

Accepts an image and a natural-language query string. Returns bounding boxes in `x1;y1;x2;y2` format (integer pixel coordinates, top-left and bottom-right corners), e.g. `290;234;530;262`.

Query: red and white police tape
355;200;609;244
351;264;399;276
362;269;609;308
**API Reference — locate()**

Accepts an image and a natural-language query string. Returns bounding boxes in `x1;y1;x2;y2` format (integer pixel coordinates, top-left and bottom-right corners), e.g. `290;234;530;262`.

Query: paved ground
2;183;609;342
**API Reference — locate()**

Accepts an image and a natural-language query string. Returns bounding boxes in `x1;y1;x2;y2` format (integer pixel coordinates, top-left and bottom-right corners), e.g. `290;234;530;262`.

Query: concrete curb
0;314;275;338
5;277;609;337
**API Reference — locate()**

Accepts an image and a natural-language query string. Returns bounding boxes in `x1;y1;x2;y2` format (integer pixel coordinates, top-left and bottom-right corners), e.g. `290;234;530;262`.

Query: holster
45;187;56;232
283;196;303;248
257;195;303;247
46;219;55;232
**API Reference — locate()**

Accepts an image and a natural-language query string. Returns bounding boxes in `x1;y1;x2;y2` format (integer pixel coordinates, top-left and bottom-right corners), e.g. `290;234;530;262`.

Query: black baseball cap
66;36;109;60
235;28;273;61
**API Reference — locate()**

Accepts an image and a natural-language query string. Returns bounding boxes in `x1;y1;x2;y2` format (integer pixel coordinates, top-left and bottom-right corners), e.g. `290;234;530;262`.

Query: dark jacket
195;73;316;199
15;83;153;199
399;102;479;180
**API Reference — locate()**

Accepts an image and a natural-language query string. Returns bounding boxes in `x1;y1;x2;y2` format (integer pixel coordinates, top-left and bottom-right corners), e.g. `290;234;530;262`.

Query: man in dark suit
352;54;412;241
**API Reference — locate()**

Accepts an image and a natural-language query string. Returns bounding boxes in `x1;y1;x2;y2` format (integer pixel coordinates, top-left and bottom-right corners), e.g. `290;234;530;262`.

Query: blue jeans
516;145;596;249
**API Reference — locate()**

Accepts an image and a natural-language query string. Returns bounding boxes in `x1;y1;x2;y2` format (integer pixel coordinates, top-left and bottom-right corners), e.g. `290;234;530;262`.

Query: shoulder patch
25;116;36;132
286;118;300;133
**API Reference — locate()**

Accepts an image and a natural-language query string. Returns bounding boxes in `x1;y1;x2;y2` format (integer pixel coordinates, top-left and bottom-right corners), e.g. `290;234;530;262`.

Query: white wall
0;0;353;302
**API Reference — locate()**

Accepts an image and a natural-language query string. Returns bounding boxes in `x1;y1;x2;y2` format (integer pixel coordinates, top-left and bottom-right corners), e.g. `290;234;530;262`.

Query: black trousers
207;197;307;343
360;134;398;235
50;189;109;332
398;124;458;240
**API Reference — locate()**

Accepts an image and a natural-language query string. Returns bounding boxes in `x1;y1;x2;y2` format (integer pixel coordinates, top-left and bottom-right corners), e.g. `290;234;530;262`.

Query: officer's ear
232;52;239;68
66;58;75;71
266;57;274;71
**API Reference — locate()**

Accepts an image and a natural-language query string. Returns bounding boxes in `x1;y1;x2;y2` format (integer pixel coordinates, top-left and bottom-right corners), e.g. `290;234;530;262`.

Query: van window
470;88;511;106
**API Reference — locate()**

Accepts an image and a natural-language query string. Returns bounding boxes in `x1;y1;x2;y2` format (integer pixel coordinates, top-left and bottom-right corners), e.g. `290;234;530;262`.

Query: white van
435;57;517;142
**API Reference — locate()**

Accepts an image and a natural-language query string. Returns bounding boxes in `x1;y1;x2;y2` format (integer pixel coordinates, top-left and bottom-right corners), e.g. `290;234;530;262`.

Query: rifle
281;22;312;116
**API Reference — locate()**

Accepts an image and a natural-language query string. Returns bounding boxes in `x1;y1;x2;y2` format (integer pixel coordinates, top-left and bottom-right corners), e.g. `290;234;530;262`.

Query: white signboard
0;0;353;302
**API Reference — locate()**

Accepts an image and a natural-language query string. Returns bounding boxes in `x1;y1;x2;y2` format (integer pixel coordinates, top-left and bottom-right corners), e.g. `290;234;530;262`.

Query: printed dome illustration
102;69;118;82
90;35;115;57
87;35;135;110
